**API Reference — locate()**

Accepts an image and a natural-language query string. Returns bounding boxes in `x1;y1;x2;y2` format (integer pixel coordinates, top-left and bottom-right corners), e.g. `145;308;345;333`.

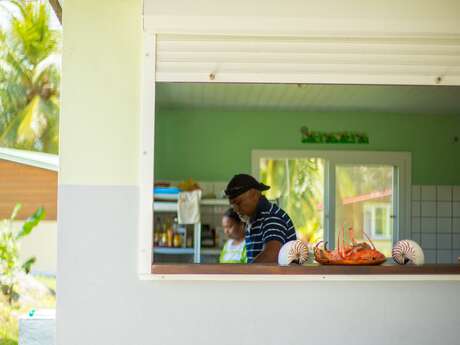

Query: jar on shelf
166;219;174;247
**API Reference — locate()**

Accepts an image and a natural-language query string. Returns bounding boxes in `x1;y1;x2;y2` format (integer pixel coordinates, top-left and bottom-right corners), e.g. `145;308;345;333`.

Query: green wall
154;110;460;185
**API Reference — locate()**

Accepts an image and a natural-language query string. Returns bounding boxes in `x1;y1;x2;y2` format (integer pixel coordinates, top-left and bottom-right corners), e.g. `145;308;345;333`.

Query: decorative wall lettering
301;126;369;144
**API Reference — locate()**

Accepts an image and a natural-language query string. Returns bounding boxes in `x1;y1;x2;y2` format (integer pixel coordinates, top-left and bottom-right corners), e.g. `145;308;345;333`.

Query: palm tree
0;0;60;153
260;158;324;245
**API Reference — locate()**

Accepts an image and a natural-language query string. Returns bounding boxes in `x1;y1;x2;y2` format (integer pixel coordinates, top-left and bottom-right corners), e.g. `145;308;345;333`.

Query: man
224;174;297;263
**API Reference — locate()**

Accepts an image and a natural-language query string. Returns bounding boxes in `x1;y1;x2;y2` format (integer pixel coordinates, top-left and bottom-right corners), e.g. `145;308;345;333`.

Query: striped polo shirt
245;196;297;263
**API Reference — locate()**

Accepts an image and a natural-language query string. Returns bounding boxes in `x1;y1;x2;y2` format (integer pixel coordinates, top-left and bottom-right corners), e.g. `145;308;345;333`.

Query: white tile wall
421;233;436;249
452;250;460;263
453;202;460;217
452;234;460;249
411;217;421;232
411;185;421;201
437;202;452;217
437;233;451;249
411;201;420;217
453;186;460;201
421;218;436;233
437;186;452;201
411;232;421;244
424;250;437;263
437;218;452;233
421;185;436;201
411;185;460;263
437;250;452;263
213;182;228;199
453;218;460;233
421;201;436;217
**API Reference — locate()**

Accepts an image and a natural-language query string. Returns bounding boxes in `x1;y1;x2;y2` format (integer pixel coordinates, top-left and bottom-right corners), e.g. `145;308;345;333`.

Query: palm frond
10;1;58;66
0;101;26;146
16;95;47;146
0;0;60;153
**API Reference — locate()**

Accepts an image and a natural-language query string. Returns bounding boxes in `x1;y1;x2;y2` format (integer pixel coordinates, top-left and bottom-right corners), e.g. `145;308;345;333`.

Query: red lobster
314;226;386;265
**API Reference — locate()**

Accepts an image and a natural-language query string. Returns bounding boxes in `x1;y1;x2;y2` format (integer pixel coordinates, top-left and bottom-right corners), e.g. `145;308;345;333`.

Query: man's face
230;189;259;220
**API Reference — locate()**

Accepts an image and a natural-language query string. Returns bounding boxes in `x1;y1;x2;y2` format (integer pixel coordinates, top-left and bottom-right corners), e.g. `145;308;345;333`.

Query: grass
0;275;56;345
0;304;18;345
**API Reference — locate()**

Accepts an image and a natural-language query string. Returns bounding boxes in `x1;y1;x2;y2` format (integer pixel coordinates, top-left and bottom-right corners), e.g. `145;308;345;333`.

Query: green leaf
10;203;22;220
0;0;60;153
17;207;46;239
16;96;47;146
22;256;36;274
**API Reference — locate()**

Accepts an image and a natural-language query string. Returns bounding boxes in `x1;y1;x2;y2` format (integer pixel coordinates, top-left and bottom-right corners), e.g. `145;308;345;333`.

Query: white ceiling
156;83;460;115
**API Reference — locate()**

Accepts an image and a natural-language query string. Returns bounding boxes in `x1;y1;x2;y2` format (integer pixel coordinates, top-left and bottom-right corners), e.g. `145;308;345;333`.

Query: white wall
58;1;460;345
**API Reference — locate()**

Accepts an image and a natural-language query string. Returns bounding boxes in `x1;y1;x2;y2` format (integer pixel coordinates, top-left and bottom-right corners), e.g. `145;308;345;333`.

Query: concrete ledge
19;309;55;345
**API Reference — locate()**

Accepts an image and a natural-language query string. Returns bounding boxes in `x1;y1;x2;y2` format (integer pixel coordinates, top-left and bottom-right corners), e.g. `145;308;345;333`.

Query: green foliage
301;126;369;144
20;257;36;274
0;204;45;304
0;299;19;345
334;165;394;253
17;207;45;239
260;159;392;248
0;275;56;345
0;0;60;153
336;165;392;199
260;158;324;245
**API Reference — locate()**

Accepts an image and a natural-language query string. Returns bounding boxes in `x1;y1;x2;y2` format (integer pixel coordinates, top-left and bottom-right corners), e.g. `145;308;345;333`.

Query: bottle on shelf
166;218;174;247
172;217;182;247
186;227;193;248
159;230;167;247
201;224;217;248
153;216;161;246
158;217;168;247
177;224;187;248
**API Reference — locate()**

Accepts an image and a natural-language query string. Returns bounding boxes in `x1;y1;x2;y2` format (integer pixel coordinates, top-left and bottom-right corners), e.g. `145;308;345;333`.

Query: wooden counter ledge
151;263;460;275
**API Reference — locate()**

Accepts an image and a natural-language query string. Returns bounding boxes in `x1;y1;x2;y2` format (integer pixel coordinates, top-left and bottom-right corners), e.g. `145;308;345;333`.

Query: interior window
335;165;394;256
255;158;398;258
259;158;325;250
151;82;410;266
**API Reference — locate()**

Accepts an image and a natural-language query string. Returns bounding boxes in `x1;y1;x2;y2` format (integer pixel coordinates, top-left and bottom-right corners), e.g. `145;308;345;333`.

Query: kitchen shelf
153;201;177;212
153;199;228;263
200;198;229;206
154;247;221;256
154;247;194;255
153;198;228;212
153;199;226;263
201;248;221;256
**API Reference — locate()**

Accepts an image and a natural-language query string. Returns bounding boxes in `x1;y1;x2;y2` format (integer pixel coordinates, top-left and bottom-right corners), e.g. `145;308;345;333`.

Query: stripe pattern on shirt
245;197;297;263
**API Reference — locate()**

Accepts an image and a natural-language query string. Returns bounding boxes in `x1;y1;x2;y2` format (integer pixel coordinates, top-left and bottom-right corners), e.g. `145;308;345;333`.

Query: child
219;208;247;264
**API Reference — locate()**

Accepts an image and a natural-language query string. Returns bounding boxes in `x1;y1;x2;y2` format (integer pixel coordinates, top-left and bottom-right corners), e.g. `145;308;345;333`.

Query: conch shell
278;240;309;266
392;240;424;265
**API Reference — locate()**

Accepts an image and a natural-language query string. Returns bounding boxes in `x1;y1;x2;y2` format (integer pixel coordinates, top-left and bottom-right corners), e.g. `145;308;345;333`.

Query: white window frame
138;33;156;276
363;203;392;240
137;32;419;280
252;150;411;250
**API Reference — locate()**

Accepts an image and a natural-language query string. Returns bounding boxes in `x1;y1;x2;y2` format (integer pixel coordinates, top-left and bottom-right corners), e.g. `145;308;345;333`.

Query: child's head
222;208;245;241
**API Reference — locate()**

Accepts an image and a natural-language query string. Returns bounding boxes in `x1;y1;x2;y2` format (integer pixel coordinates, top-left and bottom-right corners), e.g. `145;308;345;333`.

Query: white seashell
278;240;309;266
392;240;424;265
